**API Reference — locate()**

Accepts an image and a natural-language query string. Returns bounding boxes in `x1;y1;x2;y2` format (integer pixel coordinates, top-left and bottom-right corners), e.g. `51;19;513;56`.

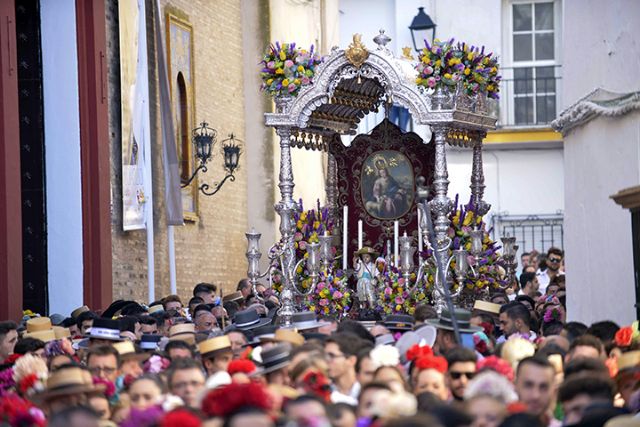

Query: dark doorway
16;0;48;314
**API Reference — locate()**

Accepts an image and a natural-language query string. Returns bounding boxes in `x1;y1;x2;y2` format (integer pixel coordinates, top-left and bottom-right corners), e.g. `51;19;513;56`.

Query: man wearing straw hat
33;365;105;415
198;335;234;376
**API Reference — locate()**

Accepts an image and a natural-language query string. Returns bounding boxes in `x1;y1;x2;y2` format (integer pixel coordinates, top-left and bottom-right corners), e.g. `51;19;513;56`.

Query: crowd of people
0;247;638;427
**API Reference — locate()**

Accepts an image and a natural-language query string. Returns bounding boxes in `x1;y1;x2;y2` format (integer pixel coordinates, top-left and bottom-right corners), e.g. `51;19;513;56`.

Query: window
504;1;561;127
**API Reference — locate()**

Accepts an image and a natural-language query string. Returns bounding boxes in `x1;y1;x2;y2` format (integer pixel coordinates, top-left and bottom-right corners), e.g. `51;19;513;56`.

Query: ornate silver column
428;125;452;243
325;153;339;221
274;124;298;327
427;125;453;314
470;139;491;217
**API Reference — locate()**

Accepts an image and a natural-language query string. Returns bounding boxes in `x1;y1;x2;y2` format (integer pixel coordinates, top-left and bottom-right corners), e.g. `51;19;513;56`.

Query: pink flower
267;61;275;69
301;76;311;85
319;299;329;307
317;282;325;290
398;278;405;286
424;66;434;75
427;77;436;88
288;83;297;93
384;287;392;296
333;291;342;299
298;241;306;250
284;59;294;68
395;296;404;304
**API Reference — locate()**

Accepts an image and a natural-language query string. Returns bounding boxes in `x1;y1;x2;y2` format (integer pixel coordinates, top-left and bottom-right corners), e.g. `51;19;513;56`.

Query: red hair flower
201;382;273;418
506;402;528;414
615;326;634;347
415;355;448;373
228;359;257;376
161;409;202;427
300;370;331;402
406;344;434;362
477;355;514;382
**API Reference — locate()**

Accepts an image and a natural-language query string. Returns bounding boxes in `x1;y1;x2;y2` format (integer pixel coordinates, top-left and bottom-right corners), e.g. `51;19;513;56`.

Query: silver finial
374;29;391;49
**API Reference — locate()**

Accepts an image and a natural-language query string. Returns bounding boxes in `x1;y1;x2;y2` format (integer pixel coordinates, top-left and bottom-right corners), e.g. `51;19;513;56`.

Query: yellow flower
324;307;330;314
464;68;470;75
448;58;456;66
282;78;290;86
275;68;284;75
267;78;274;85
463;212;473;226
313;221;320;230
294;78;301;85
490;66;498;74
309;305;316;312
279;50;286;60
416;77;423;84
444;73;452;79
483;57;490;65
300;212;307;221
487;84;495;92
395;305;402;312
296;266;303;274
297;65;305;73
296;220;303;229
435;59;441;67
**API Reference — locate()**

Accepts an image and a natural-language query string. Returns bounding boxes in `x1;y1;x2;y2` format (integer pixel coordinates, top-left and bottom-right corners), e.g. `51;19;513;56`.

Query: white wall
562;0;640;324
563;114;640;324
41;0;84;315
448;147;564;217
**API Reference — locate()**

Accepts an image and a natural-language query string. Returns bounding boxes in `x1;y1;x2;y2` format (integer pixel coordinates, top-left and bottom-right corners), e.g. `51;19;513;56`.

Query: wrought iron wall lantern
409;6;437;53
181;121;242;196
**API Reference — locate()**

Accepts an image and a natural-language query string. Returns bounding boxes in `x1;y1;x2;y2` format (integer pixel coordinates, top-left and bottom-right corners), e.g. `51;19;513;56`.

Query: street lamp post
181;121;242;196
409;6;437;53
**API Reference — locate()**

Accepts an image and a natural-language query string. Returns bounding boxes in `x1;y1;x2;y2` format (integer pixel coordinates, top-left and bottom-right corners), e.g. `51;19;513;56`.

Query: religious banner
119;0;152;230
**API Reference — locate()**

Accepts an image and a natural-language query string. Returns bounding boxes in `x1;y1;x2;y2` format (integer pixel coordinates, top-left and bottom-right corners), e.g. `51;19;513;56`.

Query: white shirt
330;381;361;406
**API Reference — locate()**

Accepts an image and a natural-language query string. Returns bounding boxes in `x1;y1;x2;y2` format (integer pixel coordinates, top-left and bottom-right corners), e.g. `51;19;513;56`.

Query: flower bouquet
375;258;428;316
419;195;508;306
260;42;323;97
415;38;501;99
305;271;351;317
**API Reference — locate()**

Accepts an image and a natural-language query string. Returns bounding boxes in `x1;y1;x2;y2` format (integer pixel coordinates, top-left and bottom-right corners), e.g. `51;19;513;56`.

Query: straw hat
198;335;232;357
148;304;164;314
354;246;379;258
473;300;501;316
223;292;244;303
26;317;52;333
71;305;90;319
24;329;56;342
53;326;71;340
169;323;196;345
113;341;149;362
33;366;104;403
259;329;305;347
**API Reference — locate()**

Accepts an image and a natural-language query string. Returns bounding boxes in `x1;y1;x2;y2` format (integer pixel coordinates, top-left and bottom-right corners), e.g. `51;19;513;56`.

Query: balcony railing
497;65;562;128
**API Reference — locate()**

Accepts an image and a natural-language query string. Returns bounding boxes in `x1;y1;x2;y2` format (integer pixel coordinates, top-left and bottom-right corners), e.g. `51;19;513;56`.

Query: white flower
161;394;185;412
369;344;400;368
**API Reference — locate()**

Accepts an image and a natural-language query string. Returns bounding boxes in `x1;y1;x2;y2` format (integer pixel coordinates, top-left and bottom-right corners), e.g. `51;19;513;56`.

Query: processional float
246;31;518;326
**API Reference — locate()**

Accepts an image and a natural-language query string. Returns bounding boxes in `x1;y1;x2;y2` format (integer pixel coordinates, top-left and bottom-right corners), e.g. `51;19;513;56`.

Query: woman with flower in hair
411;354;449;400
463;370;518;427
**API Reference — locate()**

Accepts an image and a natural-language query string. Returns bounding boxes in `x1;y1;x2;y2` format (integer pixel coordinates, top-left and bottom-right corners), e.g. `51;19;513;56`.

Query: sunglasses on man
449;371;475;380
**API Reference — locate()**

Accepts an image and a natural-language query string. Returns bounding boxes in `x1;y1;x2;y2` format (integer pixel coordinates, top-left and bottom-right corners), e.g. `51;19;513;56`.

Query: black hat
85;318;123;341
383;314;415;331
254;343;292;375
291;311;330;331
139;334;162;350
232;309;271;330
426;308;482;333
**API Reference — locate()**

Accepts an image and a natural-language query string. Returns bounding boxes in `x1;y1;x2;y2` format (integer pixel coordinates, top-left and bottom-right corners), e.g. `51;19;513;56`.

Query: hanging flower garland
260;42;324;97
415;38;501;99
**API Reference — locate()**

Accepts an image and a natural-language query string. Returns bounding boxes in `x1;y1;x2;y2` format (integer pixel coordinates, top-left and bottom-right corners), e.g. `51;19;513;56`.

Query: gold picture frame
166;12;198;221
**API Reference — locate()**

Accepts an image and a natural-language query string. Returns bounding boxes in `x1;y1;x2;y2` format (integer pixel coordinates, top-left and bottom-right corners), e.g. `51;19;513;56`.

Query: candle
358;220;363;250
417;208;423;263
343;205;348;270
394;220;399;266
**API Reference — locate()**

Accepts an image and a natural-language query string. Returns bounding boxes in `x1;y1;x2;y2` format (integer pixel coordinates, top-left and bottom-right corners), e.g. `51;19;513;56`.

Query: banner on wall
119;0;151;230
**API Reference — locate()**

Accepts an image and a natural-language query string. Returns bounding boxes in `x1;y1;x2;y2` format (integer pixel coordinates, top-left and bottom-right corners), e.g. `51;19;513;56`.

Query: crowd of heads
0;248;639;427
